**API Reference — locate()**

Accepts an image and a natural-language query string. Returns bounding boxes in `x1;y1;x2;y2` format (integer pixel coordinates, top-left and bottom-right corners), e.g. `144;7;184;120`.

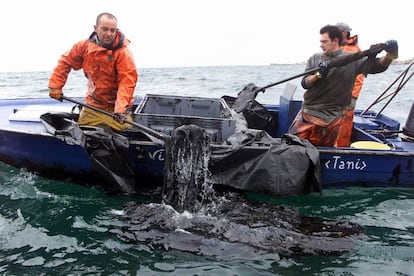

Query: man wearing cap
335;22;364;147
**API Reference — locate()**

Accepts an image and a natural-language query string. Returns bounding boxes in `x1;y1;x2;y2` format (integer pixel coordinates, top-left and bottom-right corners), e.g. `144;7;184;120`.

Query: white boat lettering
324;156;367;170
149;149;165;161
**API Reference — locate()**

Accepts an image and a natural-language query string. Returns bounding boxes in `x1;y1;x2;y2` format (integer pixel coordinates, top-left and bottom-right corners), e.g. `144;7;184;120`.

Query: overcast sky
1;0;412;72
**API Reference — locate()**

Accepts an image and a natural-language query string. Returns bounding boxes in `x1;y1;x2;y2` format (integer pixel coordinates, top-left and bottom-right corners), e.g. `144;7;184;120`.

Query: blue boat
0;62;413;196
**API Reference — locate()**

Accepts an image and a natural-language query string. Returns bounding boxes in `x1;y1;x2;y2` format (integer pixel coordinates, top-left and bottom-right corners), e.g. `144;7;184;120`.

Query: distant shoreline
270;58;413;66
392;58;413;65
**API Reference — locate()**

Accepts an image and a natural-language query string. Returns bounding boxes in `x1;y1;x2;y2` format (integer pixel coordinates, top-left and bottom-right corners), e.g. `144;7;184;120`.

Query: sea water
0;65;413;275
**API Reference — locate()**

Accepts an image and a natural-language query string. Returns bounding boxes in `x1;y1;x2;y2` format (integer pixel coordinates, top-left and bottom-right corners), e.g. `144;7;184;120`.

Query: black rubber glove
384;40;398;59
316;61;330;79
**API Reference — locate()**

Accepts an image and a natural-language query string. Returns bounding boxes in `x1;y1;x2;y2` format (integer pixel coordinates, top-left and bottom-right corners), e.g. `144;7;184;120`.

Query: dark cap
335;22;352;32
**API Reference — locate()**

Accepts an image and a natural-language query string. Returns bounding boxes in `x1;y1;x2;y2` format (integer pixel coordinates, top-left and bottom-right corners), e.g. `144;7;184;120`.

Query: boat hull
134;143;414;189
2;130;413;190
319;147;414;188
0;97;413;192
0;128;97;183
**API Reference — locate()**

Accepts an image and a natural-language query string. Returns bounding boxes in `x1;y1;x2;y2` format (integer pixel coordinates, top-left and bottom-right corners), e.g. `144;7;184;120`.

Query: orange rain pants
288;110;344;147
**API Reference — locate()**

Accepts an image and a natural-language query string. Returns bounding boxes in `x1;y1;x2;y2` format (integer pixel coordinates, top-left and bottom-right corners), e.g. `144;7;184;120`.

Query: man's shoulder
73;38;90;48
342;44;361;53
70;39;90;53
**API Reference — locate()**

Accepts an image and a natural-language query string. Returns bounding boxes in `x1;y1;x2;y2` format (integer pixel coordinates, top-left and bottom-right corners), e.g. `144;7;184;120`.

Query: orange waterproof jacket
49;31;138;114
342;35;364;101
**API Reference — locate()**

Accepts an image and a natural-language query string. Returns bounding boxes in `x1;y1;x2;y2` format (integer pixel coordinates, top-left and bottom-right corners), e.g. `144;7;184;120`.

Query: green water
1;162;413;275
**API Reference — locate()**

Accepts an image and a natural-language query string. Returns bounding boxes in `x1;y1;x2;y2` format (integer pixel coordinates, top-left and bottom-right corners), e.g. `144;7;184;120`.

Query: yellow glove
49;88;63;101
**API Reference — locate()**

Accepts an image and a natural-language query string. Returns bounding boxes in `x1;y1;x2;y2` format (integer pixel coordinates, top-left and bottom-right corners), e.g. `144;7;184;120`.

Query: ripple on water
0;168;54;200
0;210;85;272
351;198;414;230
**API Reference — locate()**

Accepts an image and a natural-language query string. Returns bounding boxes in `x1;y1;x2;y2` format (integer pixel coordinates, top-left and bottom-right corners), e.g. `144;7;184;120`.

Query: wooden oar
61;96;170;141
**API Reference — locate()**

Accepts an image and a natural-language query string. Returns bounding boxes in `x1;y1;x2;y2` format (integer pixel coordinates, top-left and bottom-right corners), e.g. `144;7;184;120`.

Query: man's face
94;16;117;48
319;33;339;54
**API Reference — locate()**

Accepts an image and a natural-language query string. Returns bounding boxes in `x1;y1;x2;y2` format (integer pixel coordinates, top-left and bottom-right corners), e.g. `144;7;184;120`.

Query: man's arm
360;40;398;75
114;47;138;114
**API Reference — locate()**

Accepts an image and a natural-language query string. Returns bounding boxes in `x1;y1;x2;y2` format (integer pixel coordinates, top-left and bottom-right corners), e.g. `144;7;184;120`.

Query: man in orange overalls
48;12;138;131
335;22;364;147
